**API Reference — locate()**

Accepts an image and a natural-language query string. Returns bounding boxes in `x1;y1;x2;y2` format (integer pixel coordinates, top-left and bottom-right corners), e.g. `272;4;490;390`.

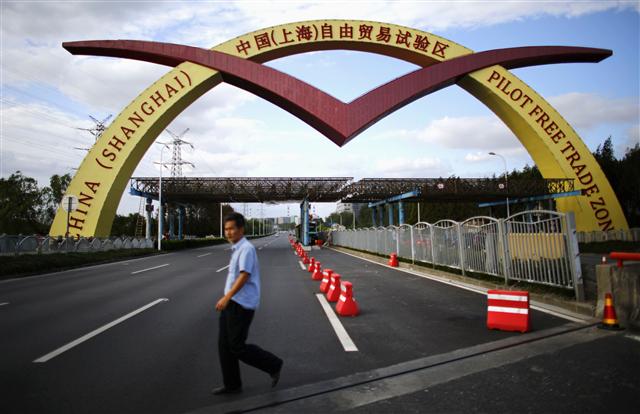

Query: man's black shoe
271;360;283;388
211;386;242;395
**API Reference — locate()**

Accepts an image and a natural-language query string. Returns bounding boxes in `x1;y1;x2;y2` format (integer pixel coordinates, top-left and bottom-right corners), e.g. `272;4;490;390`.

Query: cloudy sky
1;0;639;220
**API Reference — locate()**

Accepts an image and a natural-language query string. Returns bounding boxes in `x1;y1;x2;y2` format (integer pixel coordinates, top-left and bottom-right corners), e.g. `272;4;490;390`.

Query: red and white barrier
312;262;323;280
486;290;530;333
335;281;359;317
319;269;333;292
326;273;342;302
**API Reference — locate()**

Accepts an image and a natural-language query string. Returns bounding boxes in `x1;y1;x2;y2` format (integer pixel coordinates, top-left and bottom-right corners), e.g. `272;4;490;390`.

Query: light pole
155;142;170;251
489;151;510;217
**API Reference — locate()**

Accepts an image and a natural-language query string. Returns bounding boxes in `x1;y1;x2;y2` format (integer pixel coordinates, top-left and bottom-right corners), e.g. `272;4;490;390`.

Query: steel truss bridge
129;176;575;204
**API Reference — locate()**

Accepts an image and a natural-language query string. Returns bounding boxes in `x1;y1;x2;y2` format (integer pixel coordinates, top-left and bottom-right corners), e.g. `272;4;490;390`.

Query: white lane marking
0;302;9;306
258;246;263;250
131;263;169;275
298;261;306;270
329;247;590;324
316;294;358;352
197;252;212;258
625;334;640;343
194;243;230;251
33;298;169;363
0;253;176;284
216;264;230;273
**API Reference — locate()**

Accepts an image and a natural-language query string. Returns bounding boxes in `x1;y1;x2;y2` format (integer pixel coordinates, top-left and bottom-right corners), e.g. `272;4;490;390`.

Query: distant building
336;202;353;213
273;216;296;225
336;202;364;216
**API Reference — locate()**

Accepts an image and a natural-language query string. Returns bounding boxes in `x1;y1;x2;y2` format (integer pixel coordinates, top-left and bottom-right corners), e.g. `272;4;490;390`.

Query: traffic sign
61;195;79;212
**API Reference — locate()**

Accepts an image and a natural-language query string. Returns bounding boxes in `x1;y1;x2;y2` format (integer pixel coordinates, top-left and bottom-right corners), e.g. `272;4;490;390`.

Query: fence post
396;227;400;256
564;212;585;301
429;224;436;269
456;223;466;276
410;225;415;264
498;218;510;284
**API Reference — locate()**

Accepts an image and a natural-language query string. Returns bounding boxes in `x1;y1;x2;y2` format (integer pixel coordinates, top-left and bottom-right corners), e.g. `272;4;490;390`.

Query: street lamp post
489;152;510;217
155;143;170;251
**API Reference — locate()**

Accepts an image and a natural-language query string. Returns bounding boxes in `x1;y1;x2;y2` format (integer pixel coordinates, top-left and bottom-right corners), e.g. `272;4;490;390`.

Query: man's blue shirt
224;236;260;309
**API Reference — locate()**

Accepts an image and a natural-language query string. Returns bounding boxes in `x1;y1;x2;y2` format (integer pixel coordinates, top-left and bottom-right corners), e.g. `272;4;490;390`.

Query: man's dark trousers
219;300;282;389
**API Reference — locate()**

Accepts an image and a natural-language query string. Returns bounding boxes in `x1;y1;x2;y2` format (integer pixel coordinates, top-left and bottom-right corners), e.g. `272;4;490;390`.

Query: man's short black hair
223;212;245;229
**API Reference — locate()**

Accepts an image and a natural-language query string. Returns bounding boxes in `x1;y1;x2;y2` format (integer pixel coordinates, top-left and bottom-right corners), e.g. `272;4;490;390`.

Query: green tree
110;213;142;237
41;173;72;225
0;171;47;234
616;143;640;227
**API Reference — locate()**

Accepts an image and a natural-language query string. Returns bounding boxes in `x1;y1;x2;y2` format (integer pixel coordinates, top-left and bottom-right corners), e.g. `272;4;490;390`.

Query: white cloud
464;152;492;162
624;124;639;151
0;102;92;182
549;92;640;130
463;148;527;163
230;1;638;33
418;115;521;151
373;156;450;177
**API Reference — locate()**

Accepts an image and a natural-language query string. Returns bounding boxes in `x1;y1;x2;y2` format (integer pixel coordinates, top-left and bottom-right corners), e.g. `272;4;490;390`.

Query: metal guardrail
331;210;584;299
0;235;155;255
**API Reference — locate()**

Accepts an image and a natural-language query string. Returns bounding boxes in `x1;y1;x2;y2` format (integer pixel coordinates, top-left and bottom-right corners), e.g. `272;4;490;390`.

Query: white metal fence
331;210;584;299
0;235;155;255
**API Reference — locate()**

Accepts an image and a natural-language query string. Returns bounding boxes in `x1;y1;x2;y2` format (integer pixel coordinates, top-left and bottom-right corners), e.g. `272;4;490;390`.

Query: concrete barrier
596;263;640;330
577;228;640;243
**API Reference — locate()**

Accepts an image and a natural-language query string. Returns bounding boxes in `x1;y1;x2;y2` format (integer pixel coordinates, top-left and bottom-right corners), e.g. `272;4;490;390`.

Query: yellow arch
50;20;628;237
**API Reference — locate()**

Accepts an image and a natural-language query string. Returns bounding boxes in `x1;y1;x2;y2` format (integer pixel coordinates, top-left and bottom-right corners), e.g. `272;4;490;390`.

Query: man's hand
216;271;249;312
216;296;230;311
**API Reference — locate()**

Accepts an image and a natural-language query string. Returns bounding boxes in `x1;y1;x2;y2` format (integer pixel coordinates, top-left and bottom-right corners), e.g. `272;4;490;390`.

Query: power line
3;134;79;160
2;118;88;148
2;84;90;116
0;97;81;129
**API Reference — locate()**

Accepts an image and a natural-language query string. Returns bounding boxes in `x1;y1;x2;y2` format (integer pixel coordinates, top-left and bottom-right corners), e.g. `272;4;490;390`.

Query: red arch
63;40;610;146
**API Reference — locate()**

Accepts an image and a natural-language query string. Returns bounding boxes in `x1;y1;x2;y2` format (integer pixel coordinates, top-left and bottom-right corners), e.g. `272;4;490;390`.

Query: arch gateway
49;20;629;237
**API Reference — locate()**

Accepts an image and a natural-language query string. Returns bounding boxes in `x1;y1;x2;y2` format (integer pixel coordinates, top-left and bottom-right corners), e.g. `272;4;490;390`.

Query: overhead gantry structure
129;176;576;243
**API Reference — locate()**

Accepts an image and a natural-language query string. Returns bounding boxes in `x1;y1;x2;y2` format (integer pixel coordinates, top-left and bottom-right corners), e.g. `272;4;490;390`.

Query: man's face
224;220;244;243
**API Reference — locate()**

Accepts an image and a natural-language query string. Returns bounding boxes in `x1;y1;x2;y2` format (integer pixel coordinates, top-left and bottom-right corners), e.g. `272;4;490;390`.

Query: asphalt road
0;233;616;414
347;332;640;413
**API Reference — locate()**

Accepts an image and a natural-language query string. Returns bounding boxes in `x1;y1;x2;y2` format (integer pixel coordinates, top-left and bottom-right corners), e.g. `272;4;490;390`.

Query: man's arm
216;271;250;311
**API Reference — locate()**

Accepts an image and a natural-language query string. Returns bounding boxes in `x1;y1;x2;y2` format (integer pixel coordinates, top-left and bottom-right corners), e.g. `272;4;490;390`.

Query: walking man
212;212;283;395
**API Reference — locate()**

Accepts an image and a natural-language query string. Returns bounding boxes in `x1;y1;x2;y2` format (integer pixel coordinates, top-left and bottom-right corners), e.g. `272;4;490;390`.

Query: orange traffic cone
312;262;322;280
326;273;342;302
308;257;316;272
319;269;333;292
302;254;310;265
335;281;359;317
599;293;622;330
